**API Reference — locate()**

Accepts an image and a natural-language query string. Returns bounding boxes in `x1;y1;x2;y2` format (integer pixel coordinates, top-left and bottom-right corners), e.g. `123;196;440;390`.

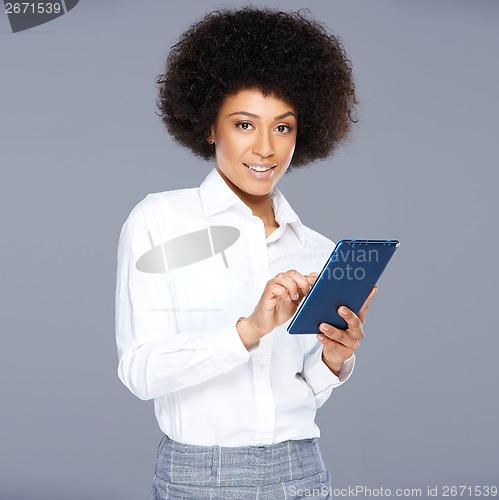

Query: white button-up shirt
115;167;355;446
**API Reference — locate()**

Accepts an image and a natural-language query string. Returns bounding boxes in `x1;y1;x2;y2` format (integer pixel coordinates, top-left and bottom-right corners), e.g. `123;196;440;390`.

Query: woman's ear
207;125;215;145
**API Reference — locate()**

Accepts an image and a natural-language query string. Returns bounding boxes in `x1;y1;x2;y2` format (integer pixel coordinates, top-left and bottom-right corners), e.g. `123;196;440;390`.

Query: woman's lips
243;162;276;171
243;163;277;178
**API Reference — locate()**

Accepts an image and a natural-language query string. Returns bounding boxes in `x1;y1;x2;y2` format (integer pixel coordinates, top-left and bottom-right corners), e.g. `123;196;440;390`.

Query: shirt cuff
207;323;252;374
303;345;356;395
335;353;355;386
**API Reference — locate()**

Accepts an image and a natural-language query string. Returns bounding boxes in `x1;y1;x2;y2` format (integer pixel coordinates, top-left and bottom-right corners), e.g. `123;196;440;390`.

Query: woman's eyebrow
227;111;296;120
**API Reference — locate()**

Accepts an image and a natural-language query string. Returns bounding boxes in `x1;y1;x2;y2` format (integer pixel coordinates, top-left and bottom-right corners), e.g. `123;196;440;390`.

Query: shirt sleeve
300;341;355;409
115;215;252;401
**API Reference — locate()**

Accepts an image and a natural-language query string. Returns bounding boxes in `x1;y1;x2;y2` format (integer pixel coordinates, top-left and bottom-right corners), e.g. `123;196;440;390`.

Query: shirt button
257;364;266;372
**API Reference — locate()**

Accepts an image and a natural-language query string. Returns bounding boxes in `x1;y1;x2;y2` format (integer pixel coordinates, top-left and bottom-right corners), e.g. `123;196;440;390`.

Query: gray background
1;1;498;499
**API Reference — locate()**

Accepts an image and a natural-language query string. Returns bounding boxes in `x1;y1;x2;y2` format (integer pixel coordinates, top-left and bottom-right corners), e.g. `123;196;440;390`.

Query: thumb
307;272;319;282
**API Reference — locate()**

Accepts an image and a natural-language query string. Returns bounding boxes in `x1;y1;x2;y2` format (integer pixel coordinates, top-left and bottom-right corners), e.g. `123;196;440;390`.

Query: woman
115;7;376;499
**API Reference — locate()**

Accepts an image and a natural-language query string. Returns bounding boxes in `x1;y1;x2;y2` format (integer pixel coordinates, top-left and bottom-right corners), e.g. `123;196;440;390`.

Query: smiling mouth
243;163;277;172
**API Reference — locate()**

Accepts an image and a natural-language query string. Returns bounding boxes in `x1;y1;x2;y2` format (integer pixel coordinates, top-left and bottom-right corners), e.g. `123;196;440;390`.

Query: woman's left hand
316;286;378;376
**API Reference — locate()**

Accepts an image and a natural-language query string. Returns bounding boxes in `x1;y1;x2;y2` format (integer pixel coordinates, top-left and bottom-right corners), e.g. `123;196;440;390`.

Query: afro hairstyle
155;7;358;169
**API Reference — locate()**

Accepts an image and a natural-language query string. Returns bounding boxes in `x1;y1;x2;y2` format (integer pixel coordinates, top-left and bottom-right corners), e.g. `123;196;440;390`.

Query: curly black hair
155;7;357;168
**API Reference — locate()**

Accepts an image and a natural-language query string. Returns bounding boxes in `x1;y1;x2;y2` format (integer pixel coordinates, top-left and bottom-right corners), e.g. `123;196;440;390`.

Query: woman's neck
217;168;278;227
240;191;277;227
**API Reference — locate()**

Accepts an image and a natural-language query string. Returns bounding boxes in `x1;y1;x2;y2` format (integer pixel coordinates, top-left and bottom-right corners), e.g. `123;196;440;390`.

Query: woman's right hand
236;270;318;349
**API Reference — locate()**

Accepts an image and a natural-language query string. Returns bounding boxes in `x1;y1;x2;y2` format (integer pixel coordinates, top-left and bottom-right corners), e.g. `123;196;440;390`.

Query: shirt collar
199;167;305;246
199;167;251;216
270;182;305;246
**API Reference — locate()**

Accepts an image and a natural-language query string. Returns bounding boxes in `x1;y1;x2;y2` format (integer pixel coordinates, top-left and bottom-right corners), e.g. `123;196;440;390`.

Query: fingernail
294;293;299;300
317;334;325;341
321;323;330;332
340;307;349;315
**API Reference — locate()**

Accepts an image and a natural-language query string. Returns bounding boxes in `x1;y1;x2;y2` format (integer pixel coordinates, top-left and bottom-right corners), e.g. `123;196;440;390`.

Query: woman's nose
252;130;275;158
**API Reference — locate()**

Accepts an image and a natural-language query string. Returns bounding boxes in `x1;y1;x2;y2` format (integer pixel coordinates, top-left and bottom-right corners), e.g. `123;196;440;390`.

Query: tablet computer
287;239;400;334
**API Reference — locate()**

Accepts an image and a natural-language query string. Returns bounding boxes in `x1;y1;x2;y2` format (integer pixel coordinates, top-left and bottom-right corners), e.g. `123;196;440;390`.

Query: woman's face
208;88;297;200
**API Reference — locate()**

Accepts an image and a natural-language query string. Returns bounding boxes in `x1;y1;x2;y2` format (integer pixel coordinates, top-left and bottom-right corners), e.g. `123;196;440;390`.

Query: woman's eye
236;121;253;130
276;124;292;133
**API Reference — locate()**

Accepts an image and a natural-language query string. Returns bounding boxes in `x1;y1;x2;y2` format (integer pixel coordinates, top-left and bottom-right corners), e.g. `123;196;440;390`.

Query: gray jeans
150;434;332;499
